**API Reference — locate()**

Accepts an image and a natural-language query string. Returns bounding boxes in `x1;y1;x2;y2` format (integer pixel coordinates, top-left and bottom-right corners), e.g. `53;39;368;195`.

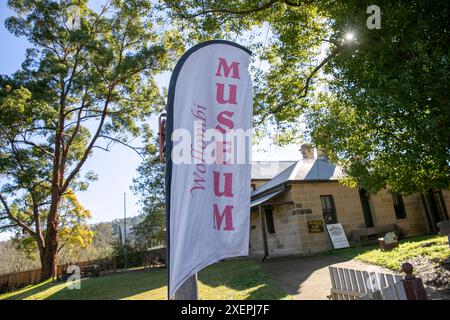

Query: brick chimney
317;147;328;160
300;144;314;160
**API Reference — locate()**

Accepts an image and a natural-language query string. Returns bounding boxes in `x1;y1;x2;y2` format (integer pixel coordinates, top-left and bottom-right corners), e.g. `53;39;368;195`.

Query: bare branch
97;135;144;159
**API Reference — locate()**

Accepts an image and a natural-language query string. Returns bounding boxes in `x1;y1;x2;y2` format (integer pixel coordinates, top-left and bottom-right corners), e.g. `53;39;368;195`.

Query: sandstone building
249;145;450;256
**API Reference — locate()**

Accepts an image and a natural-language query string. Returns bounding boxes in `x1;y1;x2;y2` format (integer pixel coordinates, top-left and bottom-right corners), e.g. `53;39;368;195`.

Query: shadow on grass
3;260;291;300
48;268;166;300
198;259;292;300
2;280;55;300
4;268;167;300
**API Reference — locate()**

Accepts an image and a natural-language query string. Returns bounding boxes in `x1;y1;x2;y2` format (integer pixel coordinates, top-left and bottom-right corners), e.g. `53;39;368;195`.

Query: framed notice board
326;223;350;249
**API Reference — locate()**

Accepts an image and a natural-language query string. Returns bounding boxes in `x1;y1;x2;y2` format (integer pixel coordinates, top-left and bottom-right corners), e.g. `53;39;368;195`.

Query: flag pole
173;274;198;300
160;113;199;300
124;192;128;269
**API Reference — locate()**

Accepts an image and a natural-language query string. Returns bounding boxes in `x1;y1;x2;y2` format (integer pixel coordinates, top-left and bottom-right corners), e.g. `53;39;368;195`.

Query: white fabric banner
167;41;253;297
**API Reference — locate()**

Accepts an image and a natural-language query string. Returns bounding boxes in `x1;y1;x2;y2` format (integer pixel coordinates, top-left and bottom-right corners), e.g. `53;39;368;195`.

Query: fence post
401;262;428;300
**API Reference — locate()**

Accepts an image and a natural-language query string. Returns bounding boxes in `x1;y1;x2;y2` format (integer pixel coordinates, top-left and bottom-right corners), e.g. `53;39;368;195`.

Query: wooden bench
80;264;100;277
59;264;99;281
351;224;404;247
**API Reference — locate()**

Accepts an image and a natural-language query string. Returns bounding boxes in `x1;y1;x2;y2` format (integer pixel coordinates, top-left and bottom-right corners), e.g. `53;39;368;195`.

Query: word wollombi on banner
165;40;253;297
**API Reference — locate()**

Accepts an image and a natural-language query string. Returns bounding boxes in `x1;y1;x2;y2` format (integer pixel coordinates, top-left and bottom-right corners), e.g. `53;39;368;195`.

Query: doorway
421;189;449;233
359;188;374;228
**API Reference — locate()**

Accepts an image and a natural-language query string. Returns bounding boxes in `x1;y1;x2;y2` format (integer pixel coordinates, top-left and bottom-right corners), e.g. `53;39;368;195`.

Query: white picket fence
329;266;407;300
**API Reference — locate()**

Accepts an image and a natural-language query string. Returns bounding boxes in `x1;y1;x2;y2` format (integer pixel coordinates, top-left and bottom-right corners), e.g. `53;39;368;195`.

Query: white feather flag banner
165;40;253;298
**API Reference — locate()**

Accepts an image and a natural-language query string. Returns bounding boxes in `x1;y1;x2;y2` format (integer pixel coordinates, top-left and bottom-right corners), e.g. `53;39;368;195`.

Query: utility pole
124;192;128;269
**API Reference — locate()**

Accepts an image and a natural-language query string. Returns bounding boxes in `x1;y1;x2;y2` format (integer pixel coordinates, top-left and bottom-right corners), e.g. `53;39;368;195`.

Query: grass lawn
331;235;450;272
0;259;293;300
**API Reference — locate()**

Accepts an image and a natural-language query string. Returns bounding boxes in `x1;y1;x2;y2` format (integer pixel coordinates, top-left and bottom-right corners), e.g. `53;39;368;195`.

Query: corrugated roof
291;159;344;181
251;161;296;180
250;188;286;208
252;159;344;198
251;162;297;197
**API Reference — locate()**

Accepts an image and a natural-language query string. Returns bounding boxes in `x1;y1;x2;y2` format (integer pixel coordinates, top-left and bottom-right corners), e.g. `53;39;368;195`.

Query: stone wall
249;181;445;256
443;190;450;219
370;190;428;236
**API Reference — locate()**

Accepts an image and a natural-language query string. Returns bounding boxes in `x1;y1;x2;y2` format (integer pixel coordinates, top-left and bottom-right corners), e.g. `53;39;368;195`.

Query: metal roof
291;159;344;181
250;188;286;208
251;162;297;197
251;161;296;180
251;159;344;199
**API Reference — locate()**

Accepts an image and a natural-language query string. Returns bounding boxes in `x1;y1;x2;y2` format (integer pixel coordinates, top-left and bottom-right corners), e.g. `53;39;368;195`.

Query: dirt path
261;255;393;300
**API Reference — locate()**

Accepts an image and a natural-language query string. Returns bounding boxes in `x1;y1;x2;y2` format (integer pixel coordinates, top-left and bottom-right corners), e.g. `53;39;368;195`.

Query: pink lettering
213;204;235;230
215;58;240;79
213;171;233;197
216;83;237;105
190;171;205;194
215;111;234;133
215;140;232;164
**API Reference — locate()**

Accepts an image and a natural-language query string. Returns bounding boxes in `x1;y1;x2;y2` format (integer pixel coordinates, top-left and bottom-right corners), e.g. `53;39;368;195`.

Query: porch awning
250;188;285;208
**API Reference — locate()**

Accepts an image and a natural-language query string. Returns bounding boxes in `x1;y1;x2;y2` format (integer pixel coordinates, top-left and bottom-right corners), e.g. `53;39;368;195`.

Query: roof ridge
252;160;299;197
251;160;298;162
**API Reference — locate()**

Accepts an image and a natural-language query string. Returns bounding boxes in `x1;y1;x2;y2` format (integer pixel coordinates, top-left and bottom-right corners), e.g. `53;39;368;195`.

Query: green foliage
160;0;329;143
307;0;450;194
0;0;178;276
0;220;120;274
334;235;450;272
9;190;93;263
131;138;166;250
0;240;40;274
162;0;449;194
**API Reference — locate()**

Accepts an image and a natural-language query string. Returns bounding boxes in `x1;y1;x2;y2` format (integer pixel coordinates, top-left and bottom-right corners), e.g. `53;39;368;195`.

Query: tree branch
97;135;144;159
0;193;36;237
14;136;55;160
61;88;114;193
0;224;17;231
257;45;343;125
164;0;312;18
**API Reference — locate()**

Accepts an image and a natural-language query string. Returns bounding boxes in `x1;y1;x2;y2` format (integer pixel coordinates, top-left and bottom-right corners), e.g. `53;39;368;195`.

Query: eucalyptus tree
160;0;449;194
0;0;178;280
306;1;449;194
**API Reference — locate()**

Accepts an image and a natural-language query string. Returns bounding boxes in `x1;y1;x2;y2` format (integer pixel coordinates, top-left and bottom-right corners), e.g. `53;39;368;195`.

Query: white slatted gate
329;266;407;300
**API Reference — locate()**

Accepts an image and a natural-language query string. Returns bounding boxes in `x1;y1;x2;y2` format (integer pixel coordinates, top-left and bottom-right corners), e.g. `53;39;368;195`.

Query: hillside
0;216;142;274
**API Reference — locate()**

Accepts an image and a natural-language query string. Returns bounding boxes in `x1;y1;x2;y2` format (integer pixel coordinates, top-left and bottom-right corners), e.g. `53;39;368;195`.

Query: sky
0;1;301;240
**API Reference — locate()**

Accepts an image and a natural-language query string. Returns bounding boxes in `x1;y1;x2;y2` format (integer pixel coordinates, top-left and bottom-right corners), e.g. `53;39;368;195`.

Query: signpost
164;40;253;299
326;223;350;249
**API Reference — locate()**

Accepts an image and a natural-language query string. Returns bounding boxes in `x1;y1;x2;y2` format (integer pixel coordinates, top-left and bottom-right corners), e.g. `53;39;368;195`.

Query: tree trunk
40;224;59;281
